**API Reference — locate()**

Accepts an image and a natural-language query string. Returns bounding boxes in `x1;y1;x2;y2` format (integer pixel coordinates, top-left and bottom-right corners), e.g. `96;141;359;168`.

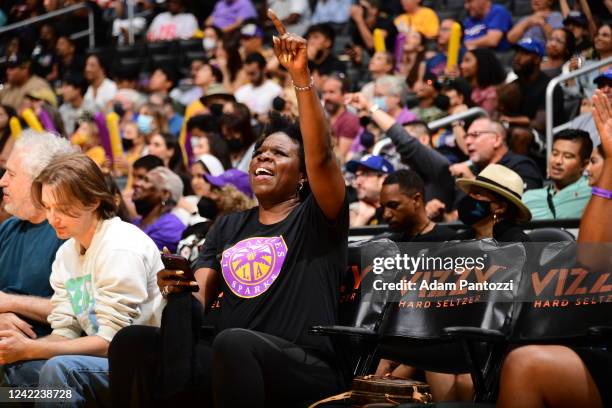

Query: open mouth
253;167;275;180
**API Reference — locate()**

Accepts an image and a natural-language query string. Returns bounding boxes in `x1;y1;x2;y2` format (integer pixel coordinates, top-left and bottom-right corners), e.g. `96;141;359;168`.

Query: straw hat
456;164;532;222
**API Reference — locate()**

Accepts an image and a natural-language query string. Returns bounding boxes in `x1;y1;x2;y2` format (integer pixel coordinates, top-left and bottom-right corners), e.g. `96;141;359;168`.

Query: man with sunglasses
449;117;544;190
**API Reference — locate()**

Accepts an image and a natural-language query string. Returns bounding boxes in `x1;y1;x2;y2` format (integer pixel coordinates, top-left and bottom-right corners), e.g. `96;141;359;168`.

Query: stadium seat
527;227;575;242
116;44;145;60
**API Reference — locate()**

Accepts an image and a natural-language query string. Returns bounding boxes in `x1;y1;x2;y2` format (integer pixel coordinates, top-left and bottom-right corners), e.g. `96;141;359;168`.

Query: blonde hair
215;185;256;214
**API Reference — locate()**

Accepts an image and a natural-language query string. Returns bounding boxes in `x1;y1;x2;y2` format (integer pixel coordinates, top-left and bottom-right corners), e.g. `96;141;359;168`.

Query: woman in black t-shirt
109;10;348;408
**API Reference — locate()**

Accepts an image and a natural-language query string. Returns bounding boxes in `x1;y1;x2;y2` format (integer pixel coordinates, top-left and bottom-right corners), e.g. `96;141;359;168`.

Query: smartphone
161;253;199;291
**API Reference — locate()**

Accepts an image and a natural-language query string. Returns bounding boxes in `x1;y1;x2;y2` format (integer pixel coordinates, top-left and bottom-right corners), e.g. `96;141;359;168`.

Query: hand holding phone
159;248;199;294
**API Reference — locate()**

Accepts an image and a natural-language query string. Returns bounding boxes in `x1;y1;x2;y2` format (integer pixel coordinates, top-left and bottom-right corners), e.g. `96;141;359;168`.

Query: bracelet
369;104;380;115
592;187;612;199
452;120;464;127
292;76;315;92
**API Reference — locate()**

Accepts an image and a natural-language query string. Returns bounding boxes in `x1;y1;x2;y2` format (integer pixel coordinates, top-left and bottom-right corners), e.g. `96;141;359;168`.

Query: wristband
592;187;612;199
369;104;380;115
292;76;315;92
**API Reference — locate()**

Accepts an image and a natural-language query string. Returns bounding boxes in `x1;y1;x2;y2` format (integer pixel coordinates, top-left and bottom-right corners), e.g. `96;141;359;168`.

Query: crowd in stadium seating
0;0;610;406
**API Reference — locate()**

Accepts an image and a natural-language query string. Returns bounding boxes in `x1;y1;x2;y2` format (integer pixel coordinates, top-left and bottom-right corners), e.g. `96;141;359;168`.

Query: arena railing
348;218;580;240
371;107;489;155
0;3;95;48
546;56;612;167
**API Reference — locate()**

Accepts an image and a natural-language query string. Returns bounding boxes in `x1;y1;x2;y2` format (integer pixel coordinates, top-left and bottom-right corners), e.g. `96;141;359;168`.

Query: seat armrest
588;325;612;341
443;327;506;342
309;325;377;340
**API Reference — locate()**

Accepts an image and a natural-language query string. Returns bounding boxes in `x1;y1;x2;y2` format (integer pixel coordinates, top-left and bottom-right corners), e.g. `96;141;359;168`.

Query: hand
350;4;365;21
156;248;198;297
349;200;377;227
0;313;37;339
426;199;446;220
569;56;581;71
0;329;34;364
592;89;612;159
269;9;309;79
344;92;371;113
375;359;399;377
449;162;475;179
444;65;460;79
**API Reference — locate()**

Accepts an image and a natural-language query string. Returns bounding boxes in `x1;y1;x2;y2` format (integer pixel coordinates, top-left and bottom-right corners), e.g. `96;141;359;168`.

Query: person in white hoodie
0;152;164;406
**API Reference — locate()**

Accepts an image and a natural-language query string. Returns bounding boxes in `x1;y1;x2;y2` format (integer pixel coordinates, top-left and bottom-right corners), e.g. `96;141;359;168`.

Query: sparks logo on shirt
221;236;288;298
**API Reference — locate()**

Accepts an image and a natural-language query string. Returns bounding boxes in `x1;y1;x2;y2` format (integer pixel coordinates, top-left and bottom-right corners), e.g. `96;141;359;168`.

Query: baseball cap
240;23;264;39
563;11;588;28
204;169;253;197
345;155;394;174
594;68;612;85
514;37;545;58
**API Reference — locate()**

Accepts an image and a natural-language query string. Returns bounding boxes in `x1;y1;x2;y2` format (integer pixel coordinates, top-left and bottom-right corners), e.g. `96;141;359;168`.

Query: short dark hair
553;128;593;161
63;72;88;95
133;154;164;171
187;114;219;133
325;73;350;93
244;52;266;69
305;23;336;47
155;66;178;87
383;169;425;198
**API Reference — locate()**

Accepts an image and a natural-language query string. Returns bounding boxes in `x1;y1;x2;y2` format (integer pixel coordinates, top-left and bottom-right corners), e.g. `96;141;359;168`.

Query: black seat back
513;241;612;344
376;240;526;373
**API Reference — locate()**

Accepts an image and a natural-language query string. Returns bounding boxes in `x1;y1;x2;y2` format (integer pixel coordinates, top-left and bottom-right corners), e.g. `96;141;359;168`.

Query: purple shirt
395;107;417;125
212;0;257;29
136;212;186;253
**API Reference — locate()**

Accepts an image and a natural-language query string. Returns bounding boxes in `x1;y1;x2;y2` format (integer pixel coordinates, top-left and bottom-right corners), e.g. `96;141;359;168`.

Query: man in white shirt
234;52;282;117
147;0;198;42
83;55;117;112
267;0;311;36
59;73;96;134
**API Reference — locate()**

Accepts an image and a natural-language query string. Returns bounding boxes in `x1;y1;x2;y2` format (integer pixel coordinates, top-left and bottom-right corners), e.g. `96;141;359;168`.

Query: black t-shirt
497;151;544;191
385;223;457;243
453;220;531;242
195;193;349;357
513;72;566;126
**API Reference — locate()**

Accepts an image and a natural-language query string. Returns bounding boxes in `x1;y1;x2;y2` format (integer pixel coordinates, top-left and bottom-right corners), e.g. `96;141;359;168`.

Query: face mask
122;138;134;151
227;138;243;153
372;96;388;112
457;195;492;226
137;114;153;135
133;197;157;217
203;38;216;52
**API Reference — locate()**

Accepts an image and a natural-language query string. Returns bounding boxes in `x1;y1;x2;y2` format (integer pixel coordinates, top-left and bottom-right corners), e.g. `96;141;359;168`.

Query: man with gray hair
0;131;75;337
449;117;543;190
132;166;186;253
372;75;416;124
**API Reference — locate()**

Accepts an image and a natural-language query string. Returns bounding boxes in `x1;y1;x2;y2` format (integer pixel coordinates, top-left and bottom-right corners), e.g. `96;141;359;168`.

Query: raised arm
579;90;612;243
269;9;346;220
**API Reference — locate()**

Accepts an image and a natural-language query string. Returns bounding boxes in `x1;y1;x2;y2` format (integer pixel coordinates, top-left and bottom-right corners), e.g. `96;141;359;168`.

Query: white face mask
203;38;216;52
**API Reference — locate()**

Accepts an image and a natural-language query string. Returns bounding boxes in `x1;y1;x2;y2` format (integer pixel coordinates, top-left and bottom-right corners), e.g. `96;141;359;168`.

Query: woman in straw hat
426;163;532;401
454;163;532;242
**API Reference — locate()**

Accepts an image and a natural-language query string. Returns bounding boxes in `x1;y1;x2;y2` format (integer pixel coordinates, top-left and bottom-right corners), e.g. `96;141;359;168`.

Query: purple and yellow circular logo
221;236;288;298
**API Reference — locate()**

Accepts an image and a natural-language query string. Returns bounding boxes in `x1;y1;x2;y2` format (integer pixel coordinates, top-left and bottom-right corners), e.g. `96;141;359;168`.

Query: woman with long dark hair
460;48;506;115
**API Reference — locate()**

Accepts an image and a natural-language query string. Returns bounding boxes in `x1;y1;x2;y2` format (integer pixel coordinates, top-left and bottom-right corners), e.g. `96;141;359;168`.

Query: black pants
109;326;344;407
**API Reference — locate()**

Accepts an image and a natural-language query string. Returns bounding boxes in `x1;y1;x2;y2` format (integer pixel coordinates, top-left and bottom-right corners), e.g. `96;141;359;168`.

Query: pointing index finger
268;8;286;35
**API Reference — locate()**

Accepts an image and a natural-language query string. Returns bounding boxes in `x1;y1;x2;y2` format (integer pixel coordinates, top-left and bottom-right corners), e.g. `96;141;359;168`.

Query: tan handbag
308;375;432;407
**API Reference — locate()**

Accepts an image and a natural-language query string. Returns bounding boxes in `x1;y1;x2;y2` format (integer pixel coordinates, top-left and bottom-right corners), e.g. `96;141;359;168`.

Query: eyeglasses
465;131;499;139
